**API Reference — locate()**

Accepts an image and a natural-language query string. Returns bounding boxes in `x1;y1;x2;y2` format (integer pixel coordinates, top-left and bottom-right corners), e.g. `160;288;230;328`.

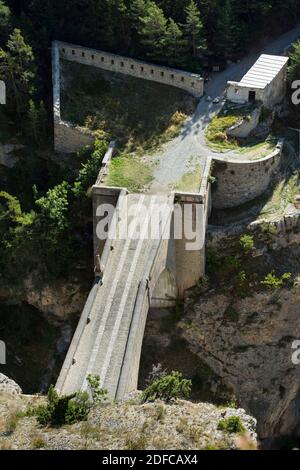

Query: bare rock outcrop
0;374;22;396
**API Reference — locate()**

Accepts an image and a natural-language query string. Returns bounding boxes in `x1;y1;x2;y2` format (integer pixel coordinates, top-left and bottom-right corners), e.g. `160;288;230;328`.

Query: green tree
184;0;206;57
73;139;108;197
141;371;192;403
0;28;36;119
0;0;11;45
164;18;187;66
139;1;167;61
27;99;48;145
288;40;300;83
35;181;70;234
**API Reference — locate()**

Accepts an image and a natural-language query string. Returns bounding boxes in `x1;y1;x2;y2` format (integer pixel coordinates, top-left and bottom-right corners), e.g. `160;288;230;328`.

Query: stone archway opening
150;268;178;309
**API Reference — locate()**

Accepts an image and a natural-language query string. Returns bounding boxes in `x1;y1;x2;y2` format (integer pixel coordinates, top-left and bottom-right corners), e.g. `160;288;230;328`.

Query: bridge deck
57;194;173;398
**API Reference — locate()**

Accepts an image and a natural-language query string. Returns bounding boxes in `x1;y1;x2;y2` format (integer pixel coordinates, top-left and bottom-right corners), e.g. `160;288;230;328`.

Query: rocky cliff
178;223;300;442
0;375;257;450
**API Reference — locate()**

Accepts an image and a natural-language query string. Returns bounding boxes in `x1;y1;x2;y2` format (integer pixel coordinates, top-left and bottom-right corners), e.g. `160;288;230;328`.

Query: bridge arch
150;268;177;308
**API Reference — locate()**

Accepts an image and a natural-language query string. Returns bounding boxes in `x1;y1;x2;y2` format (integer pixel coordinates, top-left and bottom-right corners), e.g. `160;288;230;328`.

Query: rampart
211;140;284;209
52;40;204;153
56;41;204;98
52;41;95;153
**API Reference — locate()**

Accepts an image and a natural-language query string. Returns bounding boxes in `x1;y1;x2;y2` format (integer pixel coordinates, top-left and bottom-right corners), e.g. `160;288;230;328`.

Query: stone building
227;54;289;108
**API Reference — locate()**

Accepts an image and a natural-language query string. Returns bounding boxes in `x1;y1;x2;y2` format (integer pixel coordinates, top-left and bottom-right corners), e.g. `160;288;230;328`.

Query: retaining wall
212;141;284;209
52;41;95;153
56;40;204;98
227;106;262;139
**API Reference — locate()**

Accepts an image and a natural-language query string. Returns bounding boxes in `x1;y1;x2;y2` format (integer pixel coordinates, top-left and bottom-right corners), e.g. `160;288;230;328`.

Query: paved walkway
148;26;300;193
57;194;173;398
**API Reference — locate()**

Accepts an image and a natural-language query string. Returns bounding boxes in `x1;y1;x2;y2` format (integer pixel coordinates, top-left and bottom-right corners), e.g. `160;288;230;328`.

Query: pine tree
139;1;167;61
288;40;300;83
130;0;148;27
0;28;36;119
184;0;206;57
164;19;187;66
0;0;11;45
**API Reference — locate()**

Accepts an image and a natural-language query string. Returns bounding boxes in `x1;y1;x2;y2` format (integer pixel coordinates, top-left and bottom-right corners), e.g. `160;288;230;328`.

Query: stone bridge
56;161;211;399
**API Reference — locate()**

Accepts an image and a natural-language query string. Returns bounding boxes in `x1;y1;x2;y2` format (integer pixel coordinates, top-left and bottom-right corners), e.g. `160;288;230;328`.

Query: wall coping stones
54;40;204;98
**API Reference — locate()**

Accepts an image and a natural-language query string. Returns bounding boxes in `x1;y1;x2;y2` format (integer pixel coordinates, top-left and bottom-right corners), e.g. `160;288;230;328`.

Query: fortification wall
212;141;283;209
54;120;95;153
52;41;96;153
56;40;204;98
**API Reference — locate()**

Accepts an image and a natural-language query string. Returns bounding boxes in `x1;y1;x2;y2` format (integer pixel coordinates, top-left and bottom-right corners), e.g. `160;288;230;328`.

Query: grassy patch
105;154;153;192
206;102;276;157
172;166;202;192
206;115;240;150
61;61;195;154
257;173;299;219
238;139;276;160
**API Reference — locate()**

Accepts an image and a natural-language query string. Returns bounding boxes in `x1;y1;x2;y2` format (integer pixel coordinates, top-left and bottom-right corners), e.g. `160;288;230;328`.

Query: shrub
86;374;108;403
261;272;292;290
239;234;254;253
31;436;46;449
217;416;245;434
141;371;192;403
35;385;91;427
73;139;108;197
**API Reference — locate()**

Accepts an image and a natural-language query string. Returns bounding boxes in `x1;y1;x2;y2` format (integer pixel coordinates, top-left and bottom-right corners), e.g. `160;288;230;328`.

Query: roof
239;54;289;89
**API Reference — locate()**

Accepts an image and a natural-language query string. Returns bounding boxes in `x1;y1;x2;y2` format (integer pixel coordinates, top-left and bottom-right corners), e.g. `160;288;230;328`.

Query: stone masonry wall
52;41;95;153
56;40;204;98
54;120;95;154
212;142;283;209
227;106;262;139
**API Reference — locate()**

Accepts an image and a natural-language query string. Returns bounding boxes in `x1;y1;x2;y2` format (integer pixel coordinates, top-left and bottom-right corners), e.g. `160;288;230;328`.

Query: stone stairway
58;193;173;398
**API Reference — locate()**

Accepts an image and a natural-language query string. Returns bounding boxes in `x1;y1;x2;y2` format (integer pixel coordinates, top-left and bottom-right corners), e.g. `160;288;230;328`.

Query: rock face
0;392;257;450
24;278;89;320
180;286;300;439
0;374;22;395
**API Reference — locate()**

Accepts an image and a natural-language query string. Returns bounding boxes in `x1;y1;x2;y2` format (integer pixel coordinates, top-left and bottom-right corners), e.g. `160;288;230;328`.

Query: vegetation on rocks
0;139;108;290
217;416;246;434
0;382;257;450
141;371;192;403
33;376;107;427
